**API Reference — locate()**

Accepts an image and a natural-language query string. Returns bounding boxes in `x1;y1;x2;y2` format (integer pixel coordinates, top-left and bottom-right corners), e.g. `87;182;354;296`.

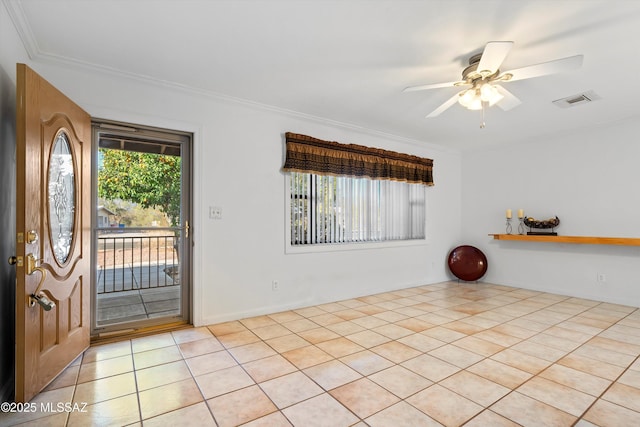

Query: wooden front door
15;64;91;402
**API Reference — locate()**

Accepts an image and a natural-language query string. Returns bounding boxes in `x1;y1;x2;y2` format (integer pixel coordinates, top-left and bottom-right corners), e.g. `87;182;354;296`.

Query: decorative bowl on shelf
523;216;560;235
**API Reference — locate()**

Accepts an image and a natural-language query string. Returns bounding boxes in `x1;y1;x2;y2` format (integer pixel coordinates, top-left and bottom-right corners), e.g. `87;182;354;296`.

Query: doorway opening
91;120;192;337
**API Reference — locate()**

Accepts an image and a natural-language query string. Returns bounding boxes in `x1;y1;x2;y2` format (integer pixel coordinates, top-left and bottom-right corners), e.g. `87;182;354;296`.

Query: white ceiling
6;0;640;150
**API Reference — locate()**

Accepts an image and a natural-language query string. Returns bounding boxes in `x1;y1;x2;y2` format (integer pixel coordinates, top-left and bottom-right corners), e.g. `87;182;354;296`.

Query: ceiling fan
403;41;583;127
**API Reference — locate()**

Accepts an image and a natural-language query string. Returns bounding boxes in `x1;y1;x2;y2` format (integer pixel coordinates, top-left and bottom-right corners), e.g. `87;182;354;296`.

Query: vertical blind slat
290;172;425;245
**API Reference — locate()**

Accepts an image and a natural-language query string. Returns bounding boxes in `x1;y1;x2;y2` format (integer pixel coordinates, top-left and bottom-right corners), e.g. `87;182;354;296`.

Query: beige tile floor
2;281;640;426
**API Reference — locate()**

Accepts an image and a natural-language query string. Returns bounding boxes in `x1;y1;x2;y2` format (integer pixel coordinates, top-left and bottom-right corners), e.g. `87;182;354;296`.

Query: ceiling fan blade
495;85;522;111
426;93;460;118
503;55;583;82
477;41;514;75
403;81;464;92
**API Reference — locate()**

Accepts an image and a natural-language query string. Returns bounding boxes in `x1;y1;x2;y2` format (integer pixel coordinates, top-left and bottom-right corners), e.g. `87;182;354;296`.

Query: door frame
90;118;193;339
0;62;17;403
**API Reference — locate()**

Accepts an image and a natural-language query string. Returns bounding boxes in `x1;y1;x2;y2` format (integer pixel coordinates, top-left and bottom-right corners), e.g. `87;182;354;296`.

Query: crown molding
3;0;39;59
3;0;457;154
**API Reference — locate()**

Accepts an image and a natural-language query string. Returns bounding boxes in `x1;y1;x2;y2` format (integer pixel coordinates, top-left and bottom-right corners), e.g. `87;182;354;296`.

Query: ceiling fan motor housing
462;53;500;82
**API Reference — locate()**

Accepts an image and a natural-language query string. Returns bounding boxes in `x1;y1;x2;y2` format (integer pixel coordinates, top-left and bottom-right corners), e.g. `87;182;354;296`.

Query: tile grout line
569;307;640;426
19;281;640;427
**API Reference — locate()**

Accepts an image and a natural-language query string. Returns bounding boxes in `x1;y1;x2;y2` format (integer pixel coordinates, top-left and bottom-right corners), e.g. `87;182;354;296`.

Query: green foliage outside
98;149;181;226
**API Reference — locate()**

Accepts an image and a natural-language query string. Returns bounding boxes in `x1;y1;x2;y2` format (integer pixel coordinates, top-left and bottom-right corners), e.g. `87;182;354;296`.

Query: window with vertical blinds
290;172;426;245
283;132;432;246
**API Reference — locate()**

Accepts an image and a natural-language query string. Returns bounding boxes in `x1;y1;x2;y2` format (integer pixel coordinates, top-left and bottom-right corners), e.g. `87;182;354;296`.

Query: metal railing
96;228;181;294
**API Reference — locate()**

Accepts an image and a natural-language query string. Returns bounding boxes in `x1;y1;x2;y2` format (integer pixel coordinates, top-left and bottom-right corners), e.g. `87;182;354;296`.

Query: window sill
285;238;429;254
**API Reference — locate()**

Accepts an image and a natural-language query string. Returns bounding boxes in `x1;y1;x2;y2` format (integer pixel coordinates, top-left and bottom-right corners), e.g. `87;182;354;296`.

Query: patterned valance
282;132;434;186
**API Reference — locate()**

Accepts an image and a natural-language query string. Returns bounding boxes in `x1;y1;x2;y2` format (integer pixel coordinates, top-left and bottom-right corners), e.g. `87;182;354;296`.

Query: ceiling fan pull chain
480;101;486;129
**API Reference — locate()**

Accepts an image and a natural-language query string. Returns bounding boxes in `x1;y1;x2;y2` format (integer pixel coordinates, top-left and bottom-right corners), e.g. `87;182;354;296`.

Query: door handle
25;253;55;311
26;253;41;275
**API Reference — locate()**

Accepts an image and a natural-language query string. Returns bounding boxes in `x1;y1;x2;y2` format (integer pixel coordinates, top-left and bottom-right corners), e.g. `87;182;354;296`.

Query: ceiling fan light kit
457;82;504;110
403;41;584;127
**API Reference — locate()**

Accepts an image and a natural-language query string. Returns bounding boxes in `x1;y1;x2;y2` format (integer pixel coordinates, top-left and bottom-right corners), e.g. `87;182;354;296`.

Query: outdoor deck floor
97;286;181;325
96;265;181;325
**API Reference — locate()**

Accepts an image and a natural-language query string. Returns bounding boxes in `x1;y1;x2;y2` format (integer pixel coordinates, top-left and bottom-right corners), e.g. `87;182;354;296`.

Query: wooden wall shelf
489;234;640;246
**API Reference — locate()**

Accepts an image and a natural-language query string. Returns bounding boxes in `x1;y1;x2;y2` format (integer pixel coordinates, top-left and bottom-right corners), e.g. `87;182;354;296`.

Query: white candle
506;209;512;219
518;209;524;219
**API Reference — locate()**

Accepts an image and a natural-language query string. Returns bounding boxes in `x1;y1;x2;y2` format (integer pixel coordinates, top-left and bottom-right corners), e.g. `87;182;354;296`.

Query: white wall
82;77;462;325
461;117;640;307
0;3;461;325
5;2;640;326
5;0;640;323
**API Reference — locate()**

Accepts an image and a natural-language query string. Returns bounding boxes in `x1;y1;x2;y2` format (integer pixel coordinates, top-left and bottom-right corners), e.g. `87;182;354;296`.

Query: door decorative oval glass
48;131;75;264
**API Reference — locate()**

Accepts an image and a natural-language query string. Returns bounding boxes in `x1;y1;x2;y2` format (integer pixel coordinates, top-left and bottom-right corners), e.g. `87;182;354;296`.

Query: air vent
553;90;601;108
